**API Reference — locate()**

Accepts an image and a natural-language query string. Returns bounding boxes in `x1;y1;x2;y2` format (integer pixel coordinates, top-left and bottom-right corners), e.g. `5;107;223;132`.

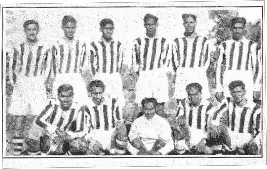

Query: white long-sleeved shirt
128;114;174;155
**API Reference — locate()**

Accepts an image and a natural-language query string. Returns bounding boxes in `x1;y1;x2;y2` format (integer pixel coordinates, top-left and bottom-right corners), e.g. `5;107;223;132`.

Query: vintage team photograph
1;1;265;167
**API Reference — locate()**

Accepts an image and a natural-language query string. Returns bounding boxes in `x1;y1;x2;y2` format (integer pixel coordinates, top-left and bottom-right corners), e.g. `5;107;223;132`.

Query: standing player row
6;13;262;132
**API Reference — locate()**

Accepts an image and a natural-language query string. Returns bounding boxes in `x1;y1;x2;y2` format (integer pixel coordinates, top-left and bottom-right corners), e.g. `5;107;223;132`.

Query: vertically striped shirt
35;100;79;134
75;98;123;135
6;42;50;85
171;35;213;72
131;36;171;72
216;38;261;91
176;98;214;132
50;37;87;77
90;39;124;76
211;97;261;136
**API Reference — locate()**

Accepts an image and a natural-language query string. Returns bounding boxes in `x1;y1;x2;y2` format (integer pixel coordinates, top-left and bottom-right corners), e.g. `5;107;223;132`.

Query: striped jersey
216;38;261;91
171;35;213;71
35;100;79;133
75;98;123;135
90;39;124;76
6;42;50;85
131;36;171;72
176;98;214;132
50;37;87;77
211;97;261;136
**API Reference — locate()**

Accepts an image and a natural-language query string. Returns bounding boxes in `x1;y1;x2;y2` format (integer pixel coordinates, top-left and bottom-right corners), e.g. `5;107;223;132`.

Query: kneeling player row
10;79;261;155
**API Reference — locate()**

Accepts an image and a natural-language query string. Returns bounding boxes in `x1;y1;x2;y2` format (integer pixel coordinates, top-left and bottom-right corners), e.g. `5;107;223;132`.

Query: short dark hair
23;20;39;30
230;17;246;27
186;83;202;93
100;18;114;28
62;15;77;26
141;97;158;108
229;80;246;91
182;14;197;22
88;80;105;93
57;84;74;95
143;14;158;24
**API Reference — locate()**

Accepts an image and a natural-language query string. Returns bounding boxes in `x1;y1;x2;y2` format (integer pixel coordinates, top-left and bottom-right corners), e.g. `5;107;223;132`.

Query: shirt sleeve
127;120;141;155
215;44;225;93
171;38;180;73
68;106;91;138
6;47;19;86
80;40;89;74
131;39;141;73
118;42;125;74
128;120;139;142
209;99;229;126
49;42;60;78
89;42;98;76
158;120;174;155
203;39;217;71
253;108;261;148
41;44;53;80
115;99;123;122
35;103;57;134
251;43;261;91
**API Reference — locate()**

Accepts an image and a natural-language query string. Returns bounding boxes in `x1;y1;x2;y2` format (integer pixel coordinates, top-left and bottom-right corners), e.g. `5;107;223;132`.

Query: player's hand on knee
92;140;104;154
215;92;224;103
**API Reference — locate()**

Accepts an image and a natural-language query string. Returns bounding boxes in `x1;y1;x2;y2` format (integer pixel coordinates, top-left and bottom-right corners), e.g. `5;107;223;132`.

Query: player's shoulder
155;114;171;126
247;101;261;112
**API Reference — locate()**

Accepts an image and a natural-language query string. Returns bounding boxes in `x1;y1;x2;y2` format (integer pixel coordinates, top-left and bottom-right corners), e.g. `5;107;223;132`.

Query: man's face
91;86;104;105
187;87;202;107
143;102;156;120
144;18;158;37
231;23;245;41
101;23;114;41
183;16;196;34
62;22;76;40
230;86;246;104
58;90;74;110
24;24;39;42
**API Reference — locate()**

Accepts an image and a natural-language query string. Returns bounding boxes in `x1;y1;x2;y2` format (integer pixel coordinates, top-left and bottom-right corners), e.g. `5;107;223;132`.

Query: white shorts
136;68;169;104
228;130;252;149
89;129;115;151
174;68;210;100
52;73;89;107
190;128;206;147
93;72;125;106
223;70;253;103
8;76;47;116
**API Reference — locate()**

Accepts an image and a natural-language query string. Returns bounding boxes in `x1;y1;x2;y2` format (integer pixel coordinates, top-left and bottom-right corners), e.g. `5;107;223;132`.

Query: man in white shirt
128;97;174;155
